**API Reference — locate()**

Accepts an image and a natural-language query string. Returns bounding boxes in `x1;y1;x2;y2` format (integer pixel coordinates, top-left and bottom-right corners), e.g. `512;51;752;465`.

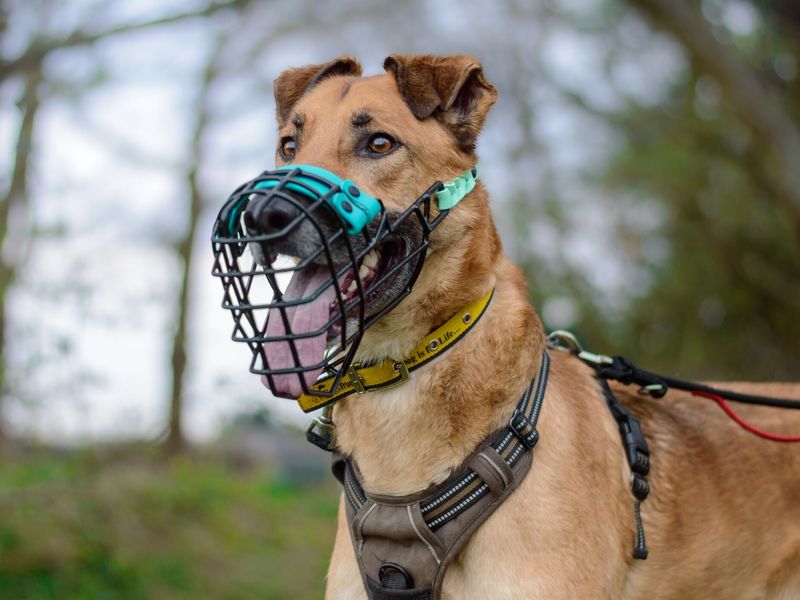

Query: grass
0;448;340;599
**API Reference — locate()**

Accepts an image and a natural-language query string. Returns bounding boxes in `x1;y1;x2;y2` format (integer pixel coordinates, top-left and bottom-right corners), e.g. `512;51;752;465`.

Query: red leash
692;390;800;443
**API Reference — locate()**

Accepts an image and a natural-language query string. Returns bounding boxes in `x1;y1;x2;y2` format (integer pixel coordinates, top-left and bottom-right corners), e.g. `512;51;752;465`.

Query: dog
263;55;800;599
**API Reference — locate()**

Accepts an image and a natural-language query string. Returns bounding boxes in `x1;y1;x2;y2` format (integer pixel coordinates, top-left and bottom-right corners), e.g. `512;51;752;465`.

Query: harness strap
332;350;550;600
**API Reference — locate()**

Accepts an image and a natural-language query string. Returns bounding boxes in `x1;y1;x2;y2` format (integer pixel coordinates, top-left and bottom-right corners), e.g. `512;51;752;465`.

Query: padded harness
331;351;550;599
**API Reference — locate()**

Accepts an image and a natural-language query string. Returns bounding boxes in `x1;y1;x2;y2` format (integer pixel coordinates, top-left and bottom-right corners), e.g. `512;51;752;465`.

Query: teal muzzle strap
253;165;381;235
228;164;479;237
435;166;479;210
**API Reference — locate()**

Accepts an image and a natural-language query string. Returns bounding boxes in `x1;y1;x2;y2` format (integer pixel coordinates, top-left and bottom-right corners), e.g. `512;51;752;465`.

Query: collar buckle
347;365;367;394
383;361;410;390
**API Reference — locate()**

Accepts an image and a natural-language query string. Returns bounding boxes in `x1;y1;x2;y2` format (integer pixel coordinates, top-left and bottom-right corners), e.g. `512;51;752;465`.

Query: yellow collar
297;288;495;412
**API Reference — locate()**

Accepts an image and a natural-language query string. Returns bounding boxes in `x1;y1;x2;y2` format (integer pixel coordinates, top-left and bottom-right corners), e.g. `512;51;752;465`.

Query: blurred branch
627;0;800;230
0;0;247;84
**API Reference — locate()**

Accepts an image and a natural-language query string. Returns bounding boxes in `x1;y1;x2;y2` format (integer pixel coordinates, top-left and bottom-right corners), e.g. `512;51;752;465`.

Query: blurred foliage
600;0;800;380
604;88;800;380
518;0;800;381
0;450;338;599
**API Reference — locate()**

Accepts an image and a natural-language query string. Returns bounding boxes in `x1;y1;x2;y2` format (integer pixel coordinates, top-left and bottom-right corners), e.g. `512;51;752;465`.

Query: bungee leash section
547;330;800;442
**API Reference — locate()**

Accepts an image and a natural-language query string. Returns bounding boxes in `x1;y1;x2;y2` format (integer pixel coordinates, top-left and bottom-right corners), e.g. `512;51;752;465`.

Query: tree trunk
164;38;224;454
0;65;42;456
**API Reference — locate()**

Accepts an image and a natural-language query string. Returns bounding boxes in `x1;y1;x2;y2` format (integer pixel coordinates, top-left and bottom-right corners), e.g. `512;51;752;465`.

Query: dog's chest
332;371;463;495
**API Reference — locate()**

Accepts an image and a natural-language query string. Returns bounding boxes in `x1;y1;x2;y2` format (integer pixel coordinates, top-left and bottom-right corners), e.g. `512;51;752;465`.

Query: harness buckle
509;412;539;449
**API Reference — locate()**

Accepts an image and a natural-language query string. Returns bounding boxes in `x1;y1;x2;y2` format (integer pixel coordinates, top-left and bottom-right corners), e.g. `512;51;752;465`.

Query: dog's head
214;55;501;398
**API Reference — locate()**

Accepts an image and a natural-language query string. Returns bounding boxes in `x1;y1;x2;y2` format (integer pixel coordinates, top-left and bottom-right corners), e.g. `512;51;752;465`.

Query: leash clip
639;383;667;398
306;405;336;451
547;330;613;366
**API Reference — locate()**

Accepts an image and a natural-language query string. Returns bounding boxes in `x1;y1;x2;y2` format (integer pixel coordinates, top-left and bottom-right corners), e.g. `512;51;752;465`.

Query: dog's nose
243;197;299;235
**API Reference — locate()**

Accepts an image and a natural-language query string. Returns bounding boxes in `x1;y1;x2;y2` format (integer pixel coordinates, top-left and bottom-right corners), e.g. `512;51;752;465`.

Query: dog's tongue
262;264;336;398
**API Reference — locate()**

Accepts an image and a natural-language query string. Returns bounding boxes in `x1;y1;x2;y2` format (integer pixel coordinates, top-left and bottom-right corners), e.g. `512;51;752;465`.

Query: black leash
590;353;800;410
547;330;800;410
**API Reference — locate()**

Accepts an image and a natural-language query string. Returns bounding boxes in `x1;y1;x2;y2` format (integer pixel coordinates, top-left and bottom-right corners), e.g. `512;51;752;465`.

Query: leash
690;391;800;442
548;330;800;442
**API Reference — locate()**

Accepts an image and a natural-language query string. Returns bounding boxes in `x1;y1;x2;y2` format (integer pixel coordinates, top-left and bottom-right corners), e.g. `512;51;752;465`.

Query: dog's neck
332;255;546;496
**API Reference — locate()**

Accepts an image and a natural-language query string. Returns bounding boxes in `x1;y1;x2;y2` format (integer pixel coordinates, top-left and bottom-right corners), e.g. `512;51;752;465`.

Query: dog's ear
274;56;362;126
383;54;497;151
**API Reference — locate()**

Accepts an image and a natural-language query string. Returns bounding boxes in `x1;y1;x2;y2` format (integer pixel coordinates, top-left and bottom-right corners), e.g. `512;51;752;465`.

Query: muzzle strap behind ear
435;166;478;210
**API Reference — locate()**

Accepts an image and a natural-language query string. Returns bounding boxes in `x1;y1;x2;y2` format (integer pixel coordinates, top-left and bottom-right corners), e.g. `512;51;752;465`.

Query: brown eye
279;137;296;160
367;133;396;155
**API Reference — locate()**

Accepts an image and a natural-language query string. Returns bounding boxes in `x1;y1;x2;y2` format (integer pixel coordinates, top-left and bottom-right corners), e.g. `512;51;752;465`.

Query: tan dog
269;55;800;599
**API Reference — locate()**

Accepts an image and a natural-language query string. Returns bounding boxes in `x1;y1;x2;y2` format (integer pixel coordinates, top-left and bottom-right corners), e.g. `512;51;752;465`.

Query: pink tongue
262;264;337;398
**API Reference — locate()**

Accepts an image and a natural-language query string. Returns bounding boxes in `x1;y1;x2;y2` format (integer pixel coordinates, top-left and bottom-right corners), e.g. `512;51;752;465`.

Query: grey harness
330;351;550;599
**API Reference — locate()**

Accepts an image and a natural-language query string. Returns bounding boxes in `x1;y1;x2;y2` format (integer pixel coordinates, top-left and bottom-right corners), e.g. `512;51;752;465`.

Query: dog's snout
244;197;299;235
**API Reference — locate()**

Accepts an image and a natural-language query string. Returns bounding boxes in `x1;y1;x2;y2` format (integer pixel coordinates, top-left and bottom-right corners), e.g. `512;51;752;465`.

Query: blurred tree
0;0;248;453
0;66;41;455
630;0;800;229
594;0;800;378
0;0;247;85
166;33;224;454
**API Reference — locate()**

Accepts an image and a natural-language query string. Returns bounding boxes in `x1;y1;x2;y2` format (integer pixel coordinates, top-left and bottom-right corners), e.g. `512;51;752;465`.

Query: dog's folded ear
274;56;362;126
383;54;497;152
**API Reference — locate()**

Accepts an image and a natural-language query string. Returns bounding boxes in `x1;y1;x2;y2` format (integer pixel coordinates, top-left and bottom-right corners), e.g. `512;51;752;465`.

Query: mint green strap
435;166;479;210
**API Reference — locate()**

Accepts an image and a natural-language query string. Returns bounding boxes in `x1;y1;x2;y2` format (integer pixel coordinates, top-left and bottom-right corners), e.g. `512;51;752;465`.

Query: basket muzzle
212;164;474;399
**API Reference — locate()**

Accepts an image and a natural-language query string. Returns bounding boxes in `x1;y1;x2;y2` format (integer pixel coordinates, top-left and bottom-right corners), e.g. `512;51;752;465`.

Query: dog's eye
366;133;396;156
279;137;297;160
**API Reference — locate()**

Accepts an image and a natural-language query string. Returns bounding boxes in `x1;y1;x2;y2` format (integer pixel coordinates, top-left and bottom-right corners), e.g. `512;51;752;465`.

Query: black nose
243;196;300;235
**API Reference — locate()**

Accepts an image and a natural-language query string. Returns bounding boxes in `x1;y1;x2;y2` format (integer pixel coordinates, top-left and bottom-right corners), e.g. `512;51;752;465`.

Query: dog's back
620;382;800;599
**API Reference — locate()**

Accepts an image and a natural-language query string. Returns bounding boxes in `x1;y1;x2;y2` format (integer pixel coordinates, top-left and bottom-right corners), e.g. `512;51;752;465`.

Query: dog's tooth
347;280;357;293
358;264;370;279
362;250;379;268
